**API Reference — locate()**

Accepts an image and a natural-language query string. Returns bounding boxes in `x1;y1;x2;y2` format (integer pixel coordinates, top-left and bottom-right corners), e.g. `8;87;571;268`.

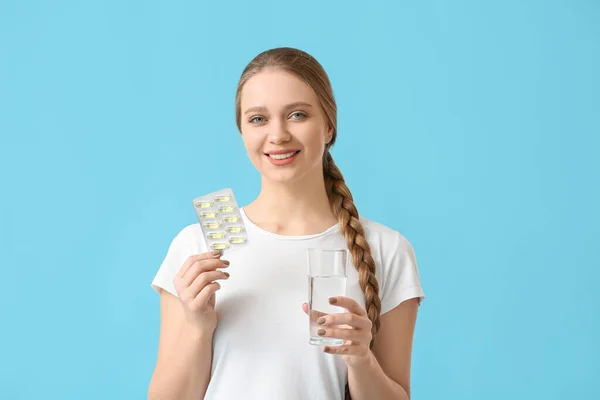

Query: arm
347;297;420;400
148;290;214;400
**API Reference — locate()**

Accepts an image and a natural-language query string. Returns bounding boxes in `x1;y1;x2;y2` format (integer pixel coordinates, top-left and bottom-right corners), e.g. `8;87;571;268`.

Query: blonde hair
235;47;381;399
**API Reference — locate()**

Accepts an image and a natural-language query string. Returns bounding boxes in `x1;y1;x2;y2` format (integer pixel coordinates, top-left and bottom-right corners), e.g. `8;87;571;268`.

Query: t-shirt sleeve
379;231;425;315
151;224;203;298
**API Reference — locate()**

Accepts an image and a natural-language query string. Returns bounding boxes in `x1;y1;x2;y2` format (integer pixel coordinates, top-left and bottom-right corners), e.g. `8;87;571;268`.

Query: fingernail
324;347;331;352
317;317;326;325
317;329;325;336
211;250;222;256
329;297;337;304
223;272;230;277
222;260;230;266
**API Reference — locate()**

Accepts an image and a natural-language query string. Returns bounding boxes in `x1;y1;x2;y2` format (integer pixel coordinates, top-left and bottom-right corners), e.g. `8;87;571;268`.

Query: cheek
241;134;264;160
307;131;327;154
240;131;255;148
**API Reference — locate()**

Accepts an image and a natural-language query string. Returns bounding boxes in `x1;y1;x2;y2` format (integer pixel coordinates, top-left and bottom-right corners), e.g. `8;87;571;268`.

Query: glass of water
307;248;348;346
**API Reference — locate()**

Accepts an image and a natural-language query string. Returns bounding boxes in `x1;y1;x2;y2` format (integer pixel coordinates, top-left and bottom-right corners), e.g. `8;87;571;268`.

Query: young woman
148;47;425;400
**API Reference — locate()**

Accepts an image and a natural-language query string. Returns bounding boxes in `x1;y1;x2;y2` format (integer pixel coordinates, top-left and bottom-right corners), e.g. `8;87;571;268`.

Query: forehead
240;68;318;110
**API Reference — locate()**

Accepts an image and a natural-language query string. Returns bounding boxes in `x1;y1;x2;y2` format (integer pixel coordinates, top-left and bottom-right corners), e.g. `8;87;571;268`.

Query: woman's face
239;68;332;185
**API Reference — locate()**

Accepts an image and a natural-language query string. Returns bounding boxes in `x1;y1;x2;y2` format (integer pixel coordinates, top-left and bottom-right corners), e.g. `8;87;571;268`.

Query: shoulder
358;215;415;255
151;223;207;296
166;223;207;253
357;215;424;313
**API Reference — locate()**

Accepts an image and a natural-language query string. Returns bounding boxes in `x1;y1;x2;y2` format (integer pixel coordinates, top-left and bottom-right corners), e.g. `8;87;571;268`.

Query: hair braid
323;151;381;400
323;151;382;344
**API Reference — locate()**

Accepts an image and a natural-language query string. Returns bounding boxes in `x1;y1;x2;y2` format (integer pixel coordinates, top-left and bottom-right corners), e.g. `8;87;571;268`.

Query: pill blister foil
192;188;248;253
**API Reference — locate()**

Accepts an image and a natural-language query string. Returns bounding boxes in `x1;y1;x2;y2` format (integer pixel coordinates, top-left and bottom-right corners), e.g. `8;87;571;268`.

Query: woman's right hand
173;250;230;336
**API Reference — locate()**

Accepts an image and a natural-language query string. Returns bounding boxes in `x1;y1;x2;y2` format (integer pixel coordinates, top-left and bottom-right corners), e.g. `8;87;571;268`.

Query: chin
263;170;303;184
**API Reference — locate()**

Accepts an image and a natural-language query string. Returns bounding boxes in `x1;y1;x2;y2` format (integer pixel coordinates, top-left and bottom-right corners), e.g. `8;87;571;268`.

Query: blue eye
249;116;265;123
291;112;306;119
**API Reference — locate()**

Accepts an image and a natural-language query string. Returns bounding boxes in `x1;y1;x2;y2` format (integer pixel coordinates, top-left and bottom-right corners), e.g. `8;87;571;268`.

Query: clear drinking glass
307;248;348;346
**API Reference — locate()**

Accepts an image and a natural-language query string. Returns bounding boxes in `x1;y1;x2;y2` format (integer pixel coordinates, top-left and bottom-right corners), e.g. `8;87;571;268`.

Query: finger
177;250;222;278
181;258;229;287
328;296;367;317
317;312;371;330
323;344;368;356
176;250;222;279
301;303;329;317
316;327;366;343
306;306;328;319
302;303;328;317
187;270;230;299
191;282;221;309
308;309;329;329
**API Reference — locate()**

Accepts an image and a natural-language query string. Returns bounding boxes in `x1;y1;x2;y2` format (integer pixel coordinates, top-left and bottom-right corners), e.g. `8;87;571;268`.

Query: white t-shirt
151;207;425;400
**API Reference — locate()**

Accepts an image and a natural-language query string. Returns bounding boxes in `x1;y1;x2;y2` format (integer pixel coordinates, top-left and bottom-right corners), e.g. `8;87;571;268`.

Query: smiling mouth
266;150;300;160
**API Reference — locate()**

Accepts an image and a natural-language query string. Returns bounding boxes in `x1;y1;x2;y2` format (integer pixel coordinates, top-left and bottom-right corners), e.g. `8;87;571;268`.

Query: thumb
302;302;309;315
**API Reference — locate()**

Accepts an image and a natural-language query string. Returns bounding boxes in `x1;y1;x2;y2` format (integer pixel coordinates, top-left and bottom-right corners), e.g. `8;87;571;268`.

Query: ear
325;126;333;144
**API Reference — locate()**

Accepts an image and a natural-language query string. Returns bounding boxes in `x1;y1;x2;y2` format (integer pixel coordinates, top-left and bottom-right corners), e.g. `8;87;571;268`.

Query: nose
267;120;291;144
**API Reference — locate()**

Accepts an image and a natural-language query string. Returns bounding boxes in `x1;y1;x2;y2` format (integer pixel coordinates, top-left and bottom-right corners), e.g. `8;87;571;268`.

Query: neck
243;168;337;235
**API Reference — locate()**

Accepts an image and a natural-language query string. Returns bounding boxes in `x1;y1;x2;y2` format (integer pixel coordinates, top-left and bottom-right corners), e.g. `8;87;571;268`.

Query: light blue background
1;0;598;399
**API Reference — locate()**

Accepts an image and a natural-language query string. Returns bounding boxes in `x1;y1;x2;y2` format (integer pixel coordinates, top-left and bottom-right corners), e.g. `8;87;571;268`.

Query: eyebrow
244;101;313;115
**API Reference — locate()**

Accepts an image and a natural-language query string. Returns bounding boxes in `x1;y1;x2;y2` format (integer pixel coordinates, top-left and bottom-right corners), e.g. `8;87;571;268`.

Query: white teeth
269;151;296;160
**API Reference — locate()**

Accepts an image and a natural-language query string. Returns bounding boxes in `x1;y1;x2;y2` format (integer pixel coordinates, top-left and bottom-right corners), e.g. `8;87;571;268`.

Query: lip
264;149;300;155
265;150;300;166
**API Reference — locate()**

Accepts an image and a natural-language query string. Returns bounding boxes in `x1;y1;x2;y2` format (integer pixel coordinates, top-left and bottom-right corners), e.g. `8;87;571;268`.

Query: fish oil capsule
193;188;248;254
210;242;229;250
218;205;236;213
207;232;226;240
225;225;245;234
203;221;222;229
199;211;218;219
194;200;213;209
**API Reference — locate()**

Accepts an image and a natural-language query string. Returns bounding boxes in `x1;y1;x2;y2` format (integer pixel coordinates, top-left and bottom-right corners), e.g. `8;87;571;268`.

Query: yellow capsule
225;225;245;234
203;221;222;229
222;215;240;223
214;195;232;202
218;205;236;213
207;232;226;240
194;200;213;208
210;243;229;250
229;236;247;244
199;211;217;219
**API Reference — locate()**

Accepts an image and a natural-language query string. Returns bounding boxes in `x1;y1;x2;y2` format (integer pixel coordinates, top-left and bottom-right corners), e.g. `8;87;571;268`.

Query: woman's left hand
302;296;373;367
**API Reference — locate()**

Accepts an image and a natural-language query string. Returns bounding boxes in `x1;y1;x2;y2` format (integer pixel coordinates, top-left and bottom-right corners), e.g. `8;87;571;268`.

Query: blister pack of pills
192;188;248;253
